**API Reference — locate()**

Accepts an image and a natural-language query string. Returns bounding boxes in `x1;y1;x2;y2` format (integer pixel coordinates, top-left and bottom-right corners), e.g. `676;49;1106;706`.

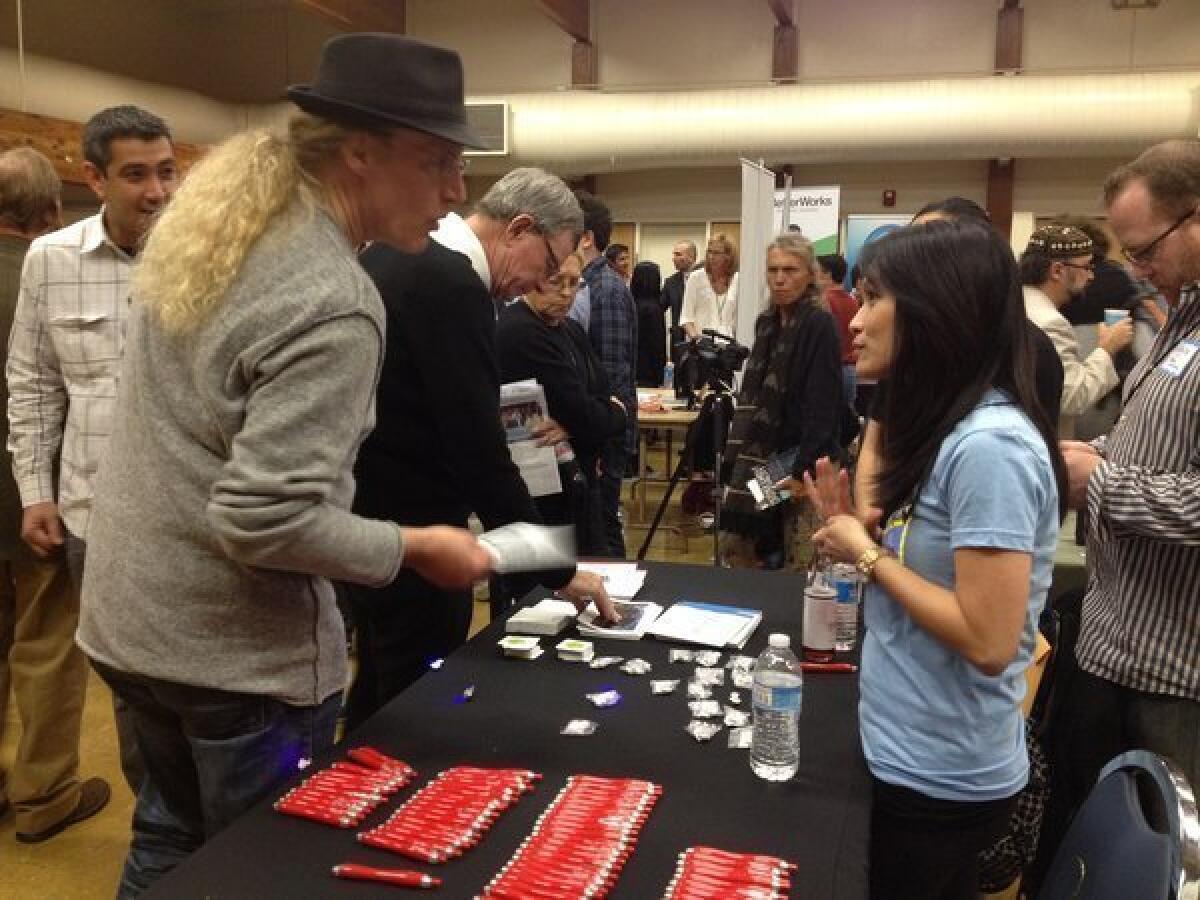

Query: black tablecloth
148;562;870;899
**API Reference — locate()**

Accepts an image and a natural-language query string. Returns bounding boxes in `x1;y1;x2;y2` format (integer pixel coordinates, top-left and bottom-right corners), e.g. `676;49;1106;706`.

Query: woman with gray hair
76;34;493;895
719;232;845;569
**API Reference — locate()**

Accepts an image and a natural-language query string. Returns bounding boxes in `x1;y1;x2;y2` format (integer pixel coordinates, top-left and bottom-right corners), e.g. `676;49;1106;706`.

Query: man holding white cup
1019;223;1133;438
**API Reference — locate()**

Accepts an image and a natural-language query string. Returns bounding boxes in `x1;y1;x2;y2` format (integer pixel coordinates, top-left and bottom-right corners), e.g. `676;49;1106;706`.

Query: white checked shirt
6;212;133;539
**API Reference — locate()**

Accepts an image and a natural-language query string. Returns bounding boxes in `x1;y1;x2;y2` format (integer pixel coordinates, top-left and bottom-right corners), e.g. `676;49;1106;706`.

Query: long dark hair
867;220;1066;519
630;260;661;300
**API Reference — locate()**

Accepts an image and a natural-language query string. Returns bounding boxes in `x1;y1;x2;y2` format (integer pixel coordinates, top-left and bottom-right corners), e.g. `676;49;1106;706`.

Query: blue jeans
92;660;339;899
842;364;858;411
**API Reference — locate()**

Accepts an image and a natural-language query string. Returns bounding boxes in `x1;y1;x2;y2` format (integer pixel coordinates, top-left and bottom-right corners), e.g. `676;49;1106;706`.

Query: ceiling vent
465;102;508;156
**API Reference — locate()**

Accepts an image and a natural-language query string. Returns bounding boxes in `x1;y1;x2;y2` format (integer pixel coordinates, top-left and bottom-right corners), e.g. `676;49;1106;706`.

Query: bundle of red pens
662;846;797;899
481;774;662;899
358;766;541;863
274;746;416;828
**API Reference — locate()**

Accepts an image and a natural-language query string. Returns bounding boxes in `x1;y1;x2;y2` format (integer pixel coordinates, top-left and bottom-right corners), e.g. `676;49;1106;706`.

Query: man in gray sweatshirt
75;34;492;897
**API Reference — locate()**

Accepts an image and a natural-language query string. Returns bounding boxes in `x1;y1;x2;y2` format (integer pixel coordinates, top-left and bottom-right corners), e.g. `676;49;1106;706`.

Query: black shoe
15;777;111;843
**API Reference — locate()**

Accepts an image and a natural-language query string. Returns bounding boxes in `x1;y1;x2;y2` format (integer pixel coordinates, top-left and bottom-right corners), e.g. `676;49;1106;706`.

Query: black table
149;562;870;899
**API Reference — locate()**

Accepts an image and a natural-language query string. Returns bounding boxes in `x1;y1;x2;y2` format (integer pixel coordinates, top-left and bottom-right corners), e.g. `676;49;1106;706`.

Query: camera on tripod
674;329;750;403
639;329;747;562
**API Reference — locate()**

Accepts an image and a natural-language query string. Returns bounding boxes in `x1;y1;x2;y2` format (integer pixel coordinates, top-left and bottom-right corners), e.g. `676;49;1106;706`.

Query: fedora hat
287;33;486;149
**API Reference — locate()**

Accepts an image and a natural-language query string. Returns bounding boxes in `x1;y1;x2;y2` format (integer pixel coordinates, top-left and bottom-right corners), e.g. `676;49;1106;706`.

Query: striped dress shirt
6;213;133;540
1078;281;1200;700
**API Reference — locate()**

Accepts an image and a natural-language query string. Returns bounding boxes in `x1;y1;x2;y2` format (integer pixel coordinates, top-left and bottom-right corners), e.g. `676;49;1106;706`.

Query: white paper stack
506;598;579;636
576;562;648;600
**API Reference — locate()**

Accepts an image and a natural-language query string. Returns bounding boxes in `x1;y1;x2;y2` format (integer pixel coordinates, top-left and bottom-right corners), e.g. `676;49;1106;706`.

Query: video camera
674;329;750;402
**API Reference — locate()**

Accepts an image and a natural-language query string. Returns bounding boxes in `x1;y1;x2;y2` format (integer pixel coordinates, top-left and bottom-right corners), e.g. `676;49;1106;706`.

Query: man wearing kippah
1019;223;1133;437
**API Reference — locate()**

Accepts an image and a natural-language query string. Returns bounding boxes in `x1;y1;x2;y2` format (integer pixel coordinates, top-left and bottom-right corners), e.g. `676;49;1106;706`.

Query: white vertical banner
738;158;775;347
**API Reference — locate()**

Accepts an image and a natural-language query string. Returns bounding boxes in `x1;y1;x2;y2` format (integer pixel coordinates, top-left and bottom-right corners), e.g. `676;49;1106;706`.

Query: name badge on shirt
1158;340;1200;378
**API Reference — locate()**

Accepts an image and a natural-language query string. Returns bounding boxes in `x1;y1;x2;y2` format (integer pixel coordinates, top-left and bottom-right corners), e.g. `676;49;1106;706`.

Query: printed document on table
648;601;763;649
500;379;562;498
576;562;648;600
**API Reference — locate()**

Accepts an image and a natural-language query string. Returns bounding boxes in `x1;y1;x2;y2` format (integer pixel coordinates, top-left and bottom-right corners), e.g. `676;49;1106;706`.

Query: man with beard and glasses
1020;223;1133;438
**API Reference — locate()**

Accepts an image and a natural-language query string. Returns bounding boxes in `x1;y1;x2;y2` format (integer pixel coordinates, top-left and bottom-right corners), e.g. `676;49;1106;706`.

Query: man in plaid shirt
6;106;177;798
575;191;636;557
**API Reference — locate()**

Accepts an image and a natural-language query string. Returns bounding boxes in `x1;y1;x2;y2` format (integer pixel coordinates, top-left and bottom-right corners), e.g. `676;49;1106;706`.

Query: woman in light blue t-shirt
807;221;1065;900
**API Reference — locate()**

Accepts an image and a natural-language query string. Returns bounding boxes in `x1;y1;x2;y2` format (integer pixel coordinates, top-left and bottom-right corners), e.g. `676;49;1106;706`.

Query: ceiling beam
0;108;203;186
995;0;1022;72
537;0;590;44
769;0;798;83
773;22;798;83
767;0;796;27
293;0;405;33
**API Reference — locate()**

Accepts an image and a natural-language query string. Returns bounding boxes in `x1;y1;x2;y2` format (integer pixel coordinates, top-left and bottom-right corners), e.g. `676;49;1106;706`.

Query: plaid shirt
6;213;133;539
583;256;637;452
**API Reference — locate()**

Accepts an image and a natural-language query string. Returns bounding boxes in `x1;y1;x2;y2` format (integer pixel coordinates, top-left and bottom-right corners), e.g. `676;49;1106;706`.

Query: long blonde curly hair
133;114;354;332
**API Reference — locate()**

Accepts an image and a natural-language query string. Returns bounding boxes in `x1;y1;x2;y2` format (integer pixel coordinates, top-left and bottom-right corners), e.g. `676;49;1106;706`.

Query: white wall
590;157;1121;224
408;0;572;92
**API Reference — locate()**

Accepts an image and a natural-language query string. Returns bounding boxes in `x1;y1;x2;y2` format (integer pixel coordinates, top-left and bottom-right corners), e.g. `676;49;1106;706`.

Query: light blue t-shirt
860;391;1059;802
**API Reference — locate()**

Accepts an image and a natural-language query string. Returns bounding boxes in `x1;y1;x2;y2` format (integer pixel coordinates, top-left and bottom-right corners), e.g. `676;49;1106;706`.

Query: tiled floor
0;447;718;899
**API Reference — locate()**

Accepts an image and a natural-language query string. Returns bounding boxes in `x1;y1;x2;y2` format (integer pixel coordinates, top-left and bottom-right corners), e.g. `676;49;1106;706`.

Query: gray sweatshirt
77;206;403;706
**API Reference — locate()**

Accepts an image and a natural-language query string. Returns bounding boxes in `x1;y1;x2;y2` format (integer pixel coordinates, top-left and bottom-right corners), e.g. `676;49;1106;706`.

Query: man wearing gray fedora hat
76;33;494;896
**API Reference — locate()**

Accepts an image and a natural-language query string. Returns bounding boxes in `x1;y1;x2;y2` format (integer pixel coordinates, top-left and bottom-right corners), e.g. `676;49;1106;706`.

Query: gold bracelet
856;546;883;581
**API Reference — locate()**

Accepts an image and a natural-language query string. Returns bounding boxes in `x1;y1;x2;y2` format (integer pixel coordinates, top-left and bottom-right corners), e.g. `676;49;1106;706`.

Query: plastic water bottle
831;563;861;653
750;633;803;781
663;361;674;389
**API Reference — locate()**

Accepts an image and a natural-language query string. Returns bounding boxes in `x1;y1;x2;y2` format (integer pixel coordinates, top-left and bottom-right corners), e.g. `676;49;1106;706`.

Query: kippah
1026;224;1094;258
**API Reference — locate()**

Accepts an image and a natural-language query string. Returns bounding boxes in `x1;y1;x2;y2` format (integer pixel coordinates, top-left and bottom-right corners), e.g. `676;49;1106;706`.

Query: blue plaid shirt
584;256;638;453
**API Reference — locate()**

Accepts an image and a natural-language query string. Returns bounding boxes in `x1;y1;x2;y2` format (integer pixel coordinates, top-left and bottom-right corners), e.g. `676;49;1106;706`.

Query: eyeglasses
547;273;581;293
416;150;467;180
1060;261;1095;273
536;230;563;280
1121;207;1197;266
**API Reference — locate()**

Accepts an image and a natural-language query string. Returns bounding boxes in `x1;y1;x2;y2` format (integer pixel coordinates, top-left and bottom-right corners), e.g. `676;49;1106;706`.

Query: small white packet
687;681;713;700
561;719;598;736
724;707;750;727
686;721;723;742
688;699;723;719
727;726;753;749
589;655;624;670
620;658;653;676
586;690;622;708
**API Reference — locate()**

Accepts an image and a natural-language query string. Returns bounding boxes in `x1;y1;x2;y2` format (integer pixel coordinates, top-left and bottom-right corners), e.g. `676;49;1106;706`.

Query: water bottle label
753;684;802;712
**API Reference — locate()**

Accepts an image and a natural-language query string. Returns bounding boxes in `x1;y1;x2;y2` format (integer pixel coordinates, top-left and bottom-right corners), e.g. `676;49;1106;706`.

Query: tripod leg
636;442;695;561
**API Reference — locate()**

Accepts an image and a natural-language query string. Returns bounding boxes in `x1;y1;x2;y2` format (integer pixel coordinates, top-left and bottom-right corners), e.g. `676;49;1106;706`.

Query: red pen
332;863;441;889
800;661;858;673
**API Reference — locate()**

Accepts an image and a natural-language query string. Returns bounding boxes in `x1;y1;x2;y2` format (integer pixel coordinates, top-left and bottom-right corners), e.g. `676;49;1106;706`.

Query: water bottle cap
768;633;790;649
